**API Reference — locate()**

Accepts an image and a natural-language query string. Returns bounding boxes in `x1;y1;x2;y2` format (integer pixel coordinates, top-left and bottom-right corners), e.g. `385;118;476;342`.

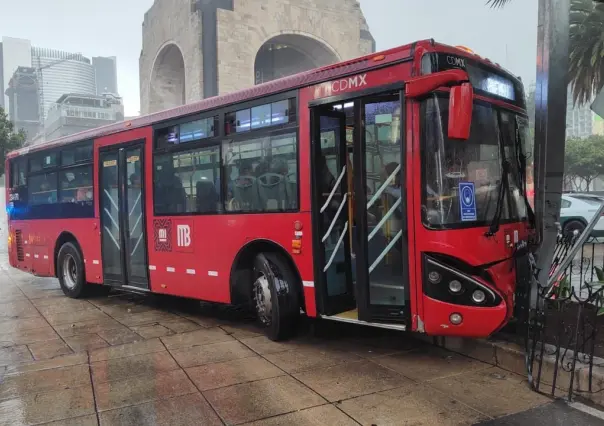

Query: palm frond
568;0;604;105
486;0;512;8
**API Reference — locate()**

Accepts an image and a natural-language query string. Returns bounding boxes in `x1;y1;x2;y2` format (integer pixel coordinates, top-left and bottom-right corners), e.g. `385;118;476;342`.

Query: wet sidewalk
0;258;563;425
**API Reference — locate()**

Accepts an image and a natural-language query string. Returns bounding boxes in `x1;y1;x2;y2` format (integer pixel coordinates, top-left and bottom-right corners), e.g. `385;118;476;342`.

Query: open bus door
311;89;409;327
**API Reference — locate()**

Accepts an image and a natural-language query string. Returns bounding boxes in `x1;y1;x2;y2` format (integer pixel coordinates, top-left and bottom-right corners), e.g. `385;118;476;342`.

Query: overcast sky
0;0;538;116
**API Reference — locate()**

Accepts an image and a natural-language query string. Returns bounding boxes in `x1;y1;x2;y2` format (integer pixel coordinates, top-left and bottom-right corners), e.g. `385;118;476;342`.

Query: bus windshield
421;94;528;229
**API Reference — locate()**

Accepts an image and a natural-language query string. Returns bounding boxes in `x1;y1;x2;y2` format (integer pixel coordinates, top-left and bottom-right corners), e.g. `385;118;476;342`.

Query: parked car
560;194;604;237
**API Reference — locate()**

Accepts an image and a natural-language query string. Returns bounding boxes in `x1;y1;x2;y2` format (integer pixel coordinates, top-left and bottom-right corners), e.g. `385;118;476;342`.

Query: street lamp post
533;0;571;299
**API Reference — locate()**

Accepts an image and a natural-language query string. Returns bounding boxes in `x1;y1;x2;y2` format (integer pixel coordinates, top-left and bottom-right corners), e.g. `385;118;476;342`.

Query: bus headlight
472;290;486;304
428;271;442;284
448;280;463;294
423;254;502;307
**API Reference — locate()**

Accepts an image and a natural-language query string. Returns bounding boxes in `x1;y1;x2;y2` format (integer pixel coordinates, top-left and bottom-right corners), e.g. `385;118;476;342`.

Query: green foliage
486;0;512;7
568;0;604;106
489;0;604;108
586;266;604;315
554;275;572;299
564;135;604;190
0;107;26;177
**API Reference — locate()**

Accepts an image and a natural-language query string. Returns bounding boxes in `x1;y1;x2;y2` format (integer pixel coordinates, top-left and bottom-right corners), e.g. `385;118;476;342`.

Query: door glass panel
100;151;122;279
364;99;406;307
318;115;350;297
125;147;147;286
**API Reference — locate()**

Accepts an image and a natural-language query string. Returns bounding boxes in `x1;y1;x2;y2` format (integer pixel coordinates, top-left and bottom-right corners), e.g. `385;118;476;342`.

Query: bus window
11;158;27;188
61;143;93;166
28;173;58;205
153;145;221;215
222;131;297;212
30;152;57;173
59;166;93;203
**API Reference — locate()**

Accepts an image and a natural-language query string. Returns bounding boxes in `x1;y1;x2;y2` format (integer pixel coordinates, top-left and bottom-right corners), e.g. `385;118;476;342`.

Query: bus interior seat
196;180;219;212
232;176;259;210
257;173;286;210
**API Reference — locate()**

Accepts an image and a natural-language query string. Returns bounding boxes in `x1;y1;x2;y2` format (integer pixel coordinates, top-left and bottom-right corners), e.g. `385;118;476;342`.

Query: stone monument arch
140;0;375;114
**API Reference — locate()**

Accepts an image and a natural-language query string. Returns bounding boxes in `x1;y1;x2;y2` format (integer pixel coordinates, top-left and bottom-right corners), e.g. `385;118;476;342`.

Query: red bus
5;40;533;341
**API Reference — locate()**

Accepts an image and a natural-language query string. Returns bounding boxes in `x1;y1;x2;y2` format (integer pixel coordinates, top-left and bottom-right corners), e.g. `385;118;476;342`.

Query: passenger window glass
154;146;221;214
59;166;93;204
28;173;58;205
236;109;251;132
156;125;179;148
11;158;27;188
61;143;93;166
222;131;298;212
251;104;271;129
30;152;57;172
271;100;291;125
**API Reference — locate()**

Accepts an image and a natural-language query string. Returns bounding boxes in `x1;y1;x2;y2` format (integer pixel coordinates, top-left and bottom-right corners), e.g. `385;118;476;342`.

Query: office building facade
93;56;118;96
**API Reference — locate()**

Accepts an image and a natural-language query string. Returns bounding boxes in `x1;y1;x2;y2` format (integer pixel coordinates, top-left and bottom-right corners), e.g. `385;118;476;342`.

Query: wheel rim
254;273;272;326
62;254;77;290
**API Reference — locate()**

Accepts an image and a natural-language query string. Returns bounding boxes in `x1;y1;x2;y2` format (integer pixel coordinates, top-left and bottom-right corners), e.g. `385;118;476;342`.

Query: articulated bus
6;40;533;341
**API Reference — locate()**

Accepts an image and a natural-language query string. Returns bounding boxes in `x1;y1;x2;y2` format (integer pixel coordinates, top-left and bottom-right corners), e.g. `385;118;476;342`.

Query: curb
419;334;604;406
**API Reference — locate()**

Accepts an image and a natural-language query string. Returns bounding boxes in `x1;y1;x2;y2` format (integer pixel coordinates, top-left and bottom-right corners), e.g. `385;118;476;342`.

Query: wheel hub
63;254;77;290
254;274;272;325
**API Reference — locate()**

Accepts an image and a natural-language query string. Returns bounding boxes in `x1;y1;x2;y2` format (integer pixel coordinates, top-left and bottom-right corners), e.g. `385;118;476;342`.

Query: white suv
560;194;604;238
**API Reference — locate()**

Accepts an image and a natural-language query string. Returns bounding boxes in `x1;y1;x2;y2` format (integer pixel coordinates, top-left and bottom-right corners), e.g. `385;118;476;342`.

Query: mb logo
177;225;191;247
158;228;168;243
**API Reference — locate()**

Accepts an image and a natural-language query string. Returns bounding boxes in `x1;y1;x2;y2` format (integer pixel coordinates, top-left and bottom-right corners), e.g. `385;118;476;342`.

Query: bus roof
8;39;521;159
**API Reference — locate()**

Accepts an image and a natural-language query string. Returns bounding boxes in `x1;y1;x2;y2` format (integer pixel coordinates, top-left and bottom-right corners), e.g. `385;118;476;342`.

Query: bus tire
57;242;90;299
563;220;585;239
253;252;299;341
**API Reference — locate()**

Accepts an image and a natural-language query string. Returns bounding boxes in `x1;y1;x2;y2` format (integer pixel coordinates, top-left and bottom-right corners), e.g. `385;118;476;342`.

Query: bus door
355;93;408;324
99;141;149;289
311;90;408;325
311;107;356;316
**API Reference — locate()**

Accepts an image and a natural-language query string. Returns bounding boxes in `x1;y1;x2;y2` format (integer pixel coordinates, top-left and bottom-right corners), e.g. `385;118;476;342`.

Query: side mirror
448;83;473;140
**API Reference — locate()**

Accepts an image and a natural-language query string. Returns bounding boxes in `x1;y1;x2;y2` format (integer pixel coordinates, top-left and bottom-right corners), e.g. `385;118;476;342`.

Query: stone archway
149;43;186;113
254;34;340;85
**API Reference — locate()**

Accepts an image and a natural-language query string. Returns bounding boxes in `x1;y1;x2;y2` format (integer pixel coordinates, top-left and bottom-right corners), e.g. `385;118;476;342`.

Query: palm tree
486;0;604;105
568;0;604;105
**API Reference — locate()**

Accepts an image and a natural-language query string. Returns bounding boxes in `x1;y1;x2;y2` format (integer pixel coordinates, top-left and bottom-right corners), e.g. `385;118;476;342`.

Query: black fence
520;232;604;402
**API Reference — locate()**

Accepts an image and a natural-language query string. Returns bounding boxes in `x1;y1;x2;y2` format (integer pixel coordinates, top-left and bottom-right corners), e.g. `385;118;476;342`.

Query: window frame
151;90;300;217
419;92;530;231
154;115;220;150
8;139;95;219
221;126;300;214
152;143;223;217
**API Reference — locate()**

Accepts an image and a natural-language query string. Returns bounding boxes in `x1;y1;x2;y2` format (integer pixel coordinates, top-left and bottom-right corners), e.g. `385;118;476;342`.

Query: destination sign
421;53;524;107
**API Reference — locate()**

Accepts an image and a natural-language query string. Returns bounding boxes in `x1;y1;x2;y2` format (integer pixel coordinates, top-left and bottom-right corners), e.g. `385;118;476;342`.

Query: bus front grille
15;230;24;262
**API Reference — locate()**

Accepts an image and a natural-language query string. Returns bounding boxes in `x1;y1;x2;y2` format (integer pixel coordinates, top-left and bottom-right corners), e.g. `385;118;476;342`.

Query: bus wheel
253;252;299;341
563;220;585;239
57;242;89;299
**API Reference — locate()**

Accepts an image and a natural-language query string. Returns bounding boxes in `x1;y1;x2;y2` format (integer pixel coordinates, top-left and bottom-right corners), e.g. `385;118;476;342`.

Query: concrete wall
139;0;204;114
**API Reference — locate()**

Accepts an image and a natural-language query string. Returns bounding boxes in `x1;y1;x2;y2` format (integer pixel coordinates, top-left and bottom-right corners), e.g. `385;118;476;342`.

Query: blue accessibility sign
459;182;477;221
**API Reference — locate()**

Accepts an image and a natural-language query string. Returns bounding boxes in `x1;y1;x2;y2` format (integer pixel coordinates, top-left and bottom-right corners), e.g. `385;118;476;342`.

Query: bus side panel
145;213;314;307
8;218;102;282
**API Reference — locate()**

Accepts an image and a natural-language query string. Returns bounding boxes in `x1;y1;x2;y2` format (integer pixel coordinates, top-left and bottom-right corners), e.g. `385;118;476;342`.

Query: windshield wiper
485;159;510;237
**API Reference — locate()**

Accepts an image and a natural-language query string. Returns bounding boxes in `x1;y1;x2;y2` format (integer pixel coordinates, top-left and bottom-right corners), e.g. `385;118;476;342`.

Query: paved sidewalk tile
338;383;488;425
98;393;222;426
28;338;73;360
0;385;95;425
428;367;552;418
204;375;326;424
